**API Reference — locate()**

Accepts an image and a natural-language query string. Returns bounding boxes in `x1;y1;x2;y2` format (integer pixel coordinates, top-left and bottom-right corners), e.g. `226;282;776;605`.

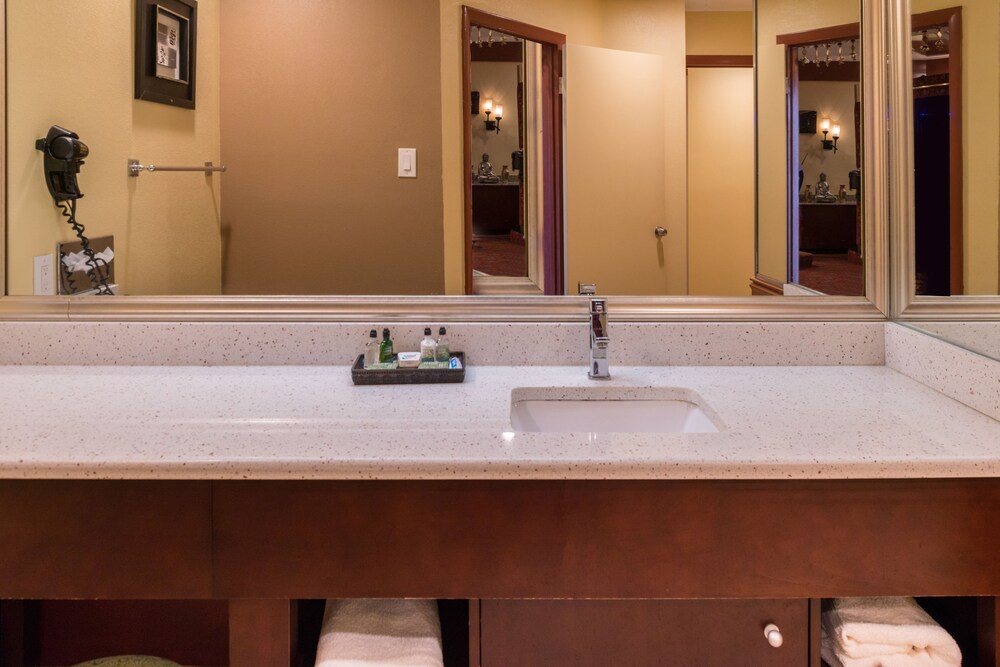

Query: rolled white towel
314;599;444;667
821;597;961;667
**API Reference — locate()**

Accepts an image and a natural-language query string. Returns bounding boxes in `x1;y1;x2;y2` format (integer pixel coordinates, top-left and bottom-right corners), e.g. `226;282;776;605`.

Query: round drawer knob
764;623;783;648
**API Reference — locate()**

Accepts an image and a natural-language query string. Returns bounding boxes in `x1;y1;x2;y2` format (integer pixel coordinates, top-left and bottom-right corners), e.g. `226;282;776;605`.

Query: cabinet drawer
480;599;808;666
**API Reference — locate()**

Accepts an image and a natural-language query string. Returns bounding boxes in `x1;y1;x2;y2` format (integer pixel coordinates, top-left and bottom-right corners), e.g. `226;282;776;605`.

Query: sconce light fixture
820;118;840;153
483;99;503;134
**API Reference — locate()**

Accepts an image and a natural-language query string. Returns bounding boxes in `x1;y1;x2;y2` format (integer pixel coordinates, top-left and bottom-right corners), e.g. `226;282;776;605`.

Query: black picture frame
135;0;198;109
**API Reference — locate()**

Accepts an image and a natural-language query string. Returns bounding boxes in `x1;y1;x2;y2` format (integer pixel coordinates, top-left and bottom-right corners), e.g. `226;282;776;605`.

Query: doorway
912;8;962;296
779;27;864;296
462;8;564;295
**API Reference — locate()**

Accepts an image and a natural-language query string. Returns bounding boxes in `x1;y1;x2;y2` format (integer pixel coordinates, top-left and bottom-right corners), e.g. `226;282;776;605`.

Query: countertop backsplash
0;321;885;367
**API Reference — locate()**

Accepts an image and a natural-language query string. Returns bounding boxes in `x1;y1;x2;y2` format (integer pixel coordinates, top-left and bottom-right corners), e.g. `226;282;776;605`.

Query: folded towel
314;599;444;667
821;597;961;667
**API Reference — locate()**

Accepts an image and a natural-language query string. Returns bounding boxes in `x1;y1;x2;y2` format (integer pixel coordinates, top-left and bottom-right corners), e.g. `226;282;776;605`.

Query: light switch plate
33;254;55;295
398;148;417;178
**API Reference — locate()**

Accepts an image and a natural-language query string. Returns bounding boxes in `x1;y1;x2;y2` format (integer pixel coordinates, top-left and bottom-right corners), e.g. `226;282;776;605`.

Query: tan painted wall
687;67;755;296
756;0;861;283
911;0;999;295
6;1;222;296
220;1;444;295
686;11;754;56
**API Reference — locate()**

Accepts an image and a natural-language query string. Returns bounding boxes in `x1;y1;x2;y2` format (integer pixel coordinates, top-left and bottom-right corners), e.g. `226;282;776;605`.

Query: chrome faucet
588;299;610;380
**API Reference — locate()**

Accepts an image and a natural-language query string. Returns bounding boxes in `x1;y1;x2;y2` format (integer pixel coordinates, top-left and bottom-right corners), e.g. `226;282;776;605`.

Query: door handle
654;226;668;238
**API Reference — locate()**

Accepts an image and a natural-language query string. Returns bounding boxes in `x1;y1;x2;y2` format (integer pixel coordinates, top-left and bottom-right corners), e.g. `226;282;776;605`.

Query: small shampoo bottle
435;327;451;362
420;327;437;363
363;329;379;368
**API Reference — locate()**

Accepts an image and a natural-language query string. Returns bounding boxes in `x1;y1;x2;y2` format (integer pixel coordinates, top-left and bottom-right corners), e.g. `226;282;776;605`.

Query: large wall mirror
0;0;890;321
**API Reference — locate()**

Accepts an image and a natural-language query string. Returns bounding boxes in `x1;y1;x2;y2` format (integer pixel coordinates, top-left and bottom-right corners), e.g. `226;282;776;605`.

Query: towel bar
128;159;226;177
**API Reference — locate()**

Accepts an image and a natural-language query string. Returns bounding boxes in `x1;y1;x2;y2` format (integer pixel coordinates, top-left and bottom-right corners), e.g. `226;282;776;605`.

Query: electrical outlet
33;254;55;295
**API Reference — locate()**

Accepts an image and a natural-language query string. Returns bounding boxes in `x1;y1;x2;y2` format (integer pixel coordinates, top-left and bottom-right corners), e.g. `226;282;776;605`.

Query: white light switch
398;148;417;178
33;254;55;295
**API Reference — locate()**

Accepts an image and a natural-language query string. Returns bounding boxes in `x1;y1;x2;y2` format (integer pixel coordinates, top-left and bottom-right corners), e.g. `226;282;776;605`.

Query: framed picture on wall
135;0;198;109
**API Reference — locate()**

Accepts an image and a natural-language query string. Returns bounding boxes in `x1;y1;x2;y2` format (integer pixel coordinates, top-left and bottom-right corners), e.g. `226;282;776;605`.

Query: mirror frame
0;0;890;324
889;0;1000;321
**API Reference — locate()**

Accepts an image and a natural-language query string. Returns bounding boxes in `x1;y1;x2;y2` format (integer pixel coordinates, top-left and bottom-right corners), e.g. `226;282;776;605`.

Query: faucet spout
589;299;610;380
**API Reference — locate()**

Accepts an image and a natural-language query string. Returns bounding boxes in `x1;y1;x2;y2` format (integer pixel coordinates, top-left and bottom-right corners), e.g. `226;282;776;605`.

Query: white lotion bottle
363;329;380;368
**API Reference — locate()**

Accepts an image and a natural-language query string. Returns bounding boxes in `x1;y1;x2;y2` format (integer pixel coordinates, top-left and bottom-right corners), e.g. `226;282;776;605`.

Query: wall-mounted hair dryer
35;125;89;202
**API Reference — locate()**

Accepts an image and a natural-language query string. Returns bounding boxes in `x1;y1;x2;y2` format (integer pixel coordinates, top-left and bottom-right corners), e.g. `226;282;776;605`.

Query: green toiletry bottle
435;327;451;362
379;328;394;363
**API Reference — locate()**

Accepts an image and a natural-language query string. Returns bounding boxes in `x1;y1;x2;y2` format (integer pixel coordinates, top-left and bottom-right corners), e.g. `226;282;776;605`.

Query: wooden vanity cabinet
3;478;1000;666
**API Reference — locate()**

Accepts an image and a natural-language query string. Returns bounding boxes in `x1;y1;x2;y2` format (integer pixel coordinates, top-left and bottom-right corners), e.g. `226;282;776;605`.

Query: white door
565;45;669;295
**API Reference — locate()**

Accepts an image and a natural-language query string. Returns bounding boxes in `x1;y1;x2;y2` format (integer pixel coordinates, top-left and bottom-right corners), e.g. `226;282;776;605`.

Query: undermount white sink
509;387;721;434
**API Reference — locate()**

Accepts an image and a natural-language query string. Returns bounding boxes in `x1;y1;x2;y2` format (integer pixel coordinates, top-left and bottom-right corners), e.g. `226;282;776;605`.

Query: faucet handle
590;299;608;340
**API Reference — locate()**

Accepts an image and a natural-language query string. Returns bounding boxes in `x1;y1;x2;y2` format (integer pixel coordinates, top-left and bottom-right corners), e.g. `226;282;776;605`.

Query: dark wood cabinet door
480;599;808;666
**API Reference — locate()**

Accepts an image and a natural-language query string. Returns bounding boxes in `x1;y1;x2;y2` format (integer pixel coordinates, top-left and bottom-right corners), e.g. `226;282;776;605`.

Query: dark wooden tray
351;352;466;385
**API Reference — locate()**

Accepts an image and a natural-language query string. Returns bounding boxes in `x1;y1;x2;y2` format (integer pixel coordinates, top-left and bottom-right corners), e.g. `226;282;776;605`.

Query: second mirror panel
910;1;999;297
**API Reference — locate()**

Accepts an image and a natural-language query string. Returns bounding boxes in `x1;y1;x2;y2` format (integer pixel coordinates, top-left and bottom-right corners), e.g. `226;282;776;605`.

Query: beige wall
686;11;754;56
687;67;755;296
911;0;999;295
756;0;861;283
7;1;222;296
220;1;444;295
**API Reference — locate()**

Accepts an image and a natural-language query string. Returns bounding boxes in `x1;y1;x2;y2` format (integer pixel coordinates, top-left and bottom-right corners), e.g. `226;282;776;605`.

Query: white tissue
61;247;114;273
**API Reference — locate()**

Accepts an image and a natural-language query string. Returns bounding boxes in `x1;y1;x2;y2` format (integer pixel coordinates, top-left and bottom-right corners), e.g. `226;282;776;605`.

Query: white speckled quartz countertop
2;362;998;480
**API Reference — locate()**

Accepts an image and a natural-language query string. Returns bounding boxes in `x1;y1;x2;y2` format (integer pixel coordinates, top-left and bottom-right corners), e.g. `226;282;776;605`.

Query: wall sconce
820;118;840;153
483;99;503;134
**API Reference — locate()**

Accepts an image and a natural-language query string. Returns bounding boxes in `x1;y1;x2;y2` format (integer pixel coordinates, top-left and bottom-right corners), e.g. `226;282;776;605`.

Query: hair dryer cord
56;199;114;295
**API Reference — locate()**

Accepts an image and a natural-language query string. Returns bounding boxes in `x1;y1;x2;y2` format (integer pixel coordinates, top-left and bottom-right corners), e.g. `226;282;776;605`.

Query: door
565;45;668;295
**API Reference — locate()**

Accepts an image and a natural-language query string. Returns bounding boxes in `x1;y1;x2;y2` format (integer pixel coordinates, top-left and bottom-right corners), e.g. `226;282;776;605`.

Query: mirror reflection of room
794;39;863;296
470;29;529;282
7;1;870;300
908;3;1000;298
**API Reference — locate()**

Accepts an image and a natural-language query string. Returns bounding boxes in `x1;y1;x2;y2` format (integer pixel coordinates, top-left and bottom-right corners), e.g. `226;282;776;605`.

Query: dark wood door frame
913;7;963;295
462;7;565;295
